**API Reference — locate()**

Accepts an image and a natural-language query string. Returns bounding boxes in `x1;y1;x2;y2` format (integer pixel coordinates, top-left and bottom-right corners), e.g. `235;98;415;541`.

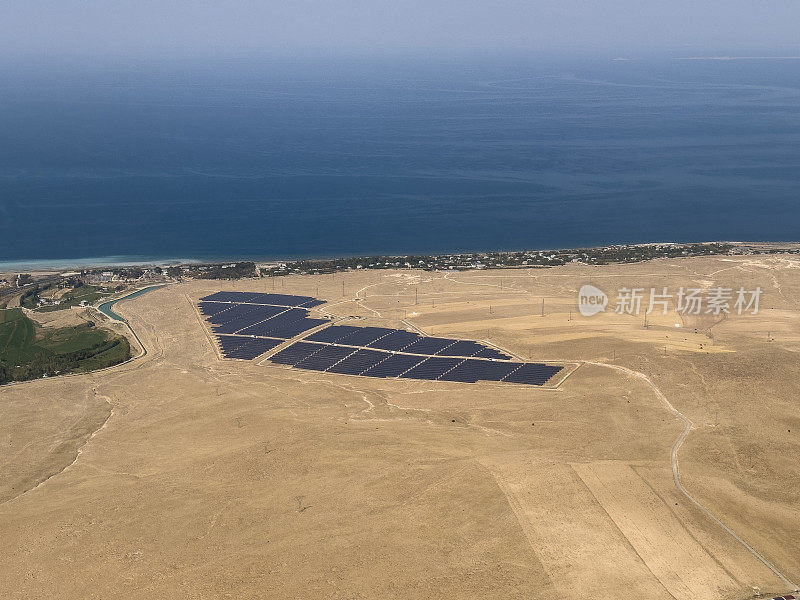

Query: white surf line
586;360;798;591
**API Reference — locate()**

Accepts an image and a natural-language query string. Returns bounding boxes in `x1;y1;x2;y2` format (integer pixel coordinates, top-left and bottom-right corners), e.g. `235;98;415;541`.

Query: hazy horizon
3;1;800;59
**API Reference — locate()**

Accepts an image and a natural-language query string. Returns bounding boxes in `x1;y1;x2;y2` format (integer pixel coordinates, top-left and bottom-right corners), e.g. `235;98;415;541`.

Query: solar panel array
304;325;511;359
201;291;324;307
200;292;330;360
267;340;562;385
200;291;563;385
216;335;284;360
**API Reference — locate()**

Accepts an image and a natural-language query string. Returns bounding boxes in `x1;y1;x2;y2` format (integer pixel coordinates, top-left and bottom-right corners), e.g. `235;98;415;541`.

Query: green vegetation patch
20;281;113;312
0;308;131;385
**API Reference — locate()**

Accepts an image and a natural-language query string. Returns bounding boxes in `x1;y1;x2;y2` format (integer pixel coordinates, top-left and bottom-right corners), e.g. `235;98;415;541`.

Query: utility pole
541;298;545;317
415;287;418;305
342;281;345;297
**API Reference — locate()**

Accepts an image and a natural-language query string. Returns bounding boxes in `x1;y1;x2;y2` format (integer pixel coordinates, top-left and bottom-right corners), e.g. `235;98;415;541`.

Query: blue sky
3;0;800;57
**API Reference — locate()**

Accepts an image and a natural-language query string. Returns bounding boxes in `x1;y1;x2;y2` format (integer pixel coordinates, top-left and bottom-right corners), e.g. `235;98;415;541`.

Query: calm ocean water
1;54;799;267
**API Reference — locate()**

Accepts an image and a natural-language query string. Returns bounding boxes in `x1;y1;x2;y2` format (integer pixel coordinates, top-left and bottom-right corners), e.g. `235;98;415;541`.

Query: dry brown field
1;254;798;599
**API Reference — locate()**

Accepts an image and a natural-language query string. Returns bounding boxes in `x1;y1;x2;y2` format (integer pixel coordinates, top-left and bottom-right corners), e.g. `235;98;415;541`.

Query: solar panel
201;291;325;307
400;357;463;380
473;347;512;360
268;293;322;306
438;359;521;383
205;303;259;325
335;327;395;347
502;363;562;385
326;349;389;375
228;306;318;337
434;340;483;357
215;305;289;334
300;299;326;308
242;292;321;307
203;293;565;386
216;335;251;355
246;337;284;355
294;345;356;371
401;337;456;355
234;308;309;336
236;321;286;337
201;291;250;303
361;353;425;377
198;301;236;316
264;318;329;339
269;342;323;365
225;337;284;360
367;330;420;351
305;325;361;343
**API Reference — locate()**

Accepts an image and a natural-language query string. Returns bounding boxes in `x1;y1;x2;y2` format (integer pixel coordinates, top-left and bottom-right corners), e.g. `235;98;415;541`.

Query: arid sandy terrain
1;255;798;599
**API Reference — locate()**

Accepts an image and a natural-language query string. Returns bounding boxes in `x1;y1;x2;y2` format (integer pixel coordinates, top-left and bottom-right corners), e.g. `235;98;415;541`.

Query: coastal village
3;241;799;312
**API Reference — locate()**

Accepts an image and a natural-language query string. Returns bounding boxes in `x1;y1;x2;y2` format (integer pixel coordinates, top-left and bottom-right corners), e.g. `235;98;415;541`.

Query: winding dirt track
2;259;799;599
588;360;798;591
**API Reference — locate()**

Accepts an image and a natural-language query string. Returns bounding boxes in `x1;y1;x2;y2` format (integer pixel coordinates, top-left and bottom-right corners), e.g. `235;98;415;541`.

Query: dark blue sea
1;53;799;267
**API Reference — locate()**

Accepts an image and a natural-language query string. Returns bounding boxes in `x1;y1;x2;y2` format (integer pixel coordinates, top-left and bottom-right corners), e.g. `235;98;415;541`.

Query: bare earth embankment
0;255;798;599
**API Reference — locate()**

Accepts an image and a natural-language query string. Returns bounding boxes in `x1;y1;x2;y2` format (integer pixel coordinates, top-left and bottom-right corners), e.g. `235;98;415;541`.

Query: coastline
3;240;799;274
0;256;203;273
